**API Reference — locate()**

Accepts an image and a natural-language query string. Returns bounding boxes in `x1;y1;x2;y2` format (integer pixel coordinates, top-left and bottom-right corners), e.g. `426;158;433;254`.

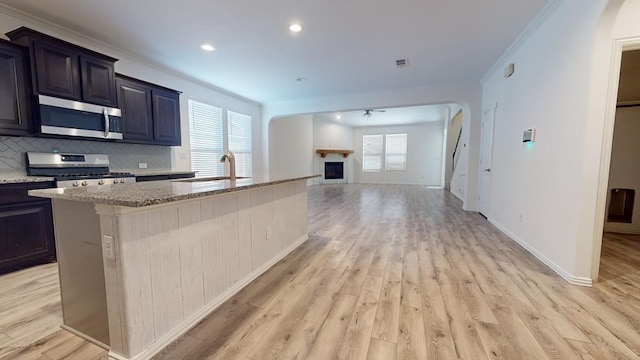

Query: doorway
597;48;640;281
478;105;496;217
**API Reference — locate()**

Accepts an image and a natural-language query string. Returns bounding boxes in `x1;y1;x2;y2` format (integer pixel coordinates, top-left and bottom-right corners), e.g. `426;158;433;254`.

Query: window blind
385;133;407;171
362;134;383;172
227;110;252;177
189;100;223;177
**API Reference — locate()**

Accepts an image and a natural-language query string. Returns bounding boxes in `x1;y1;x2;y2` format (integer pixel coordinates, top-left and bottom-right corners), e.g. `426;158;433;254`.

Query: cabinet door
152;89;181;146
0;41;32;135
33;40;81;100
0;201;56;275
116;77;153;143
81;55;117;107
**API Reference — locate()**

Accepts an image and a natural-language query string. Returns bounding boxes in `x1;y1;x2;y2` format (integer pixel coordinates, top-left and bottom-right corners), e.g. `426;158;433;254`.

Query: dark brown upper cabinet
116;76;153;143
0;39;32;136
6;27;118;107
81;54;117;107
32;39;81;100
152;88;181;145
116;74;181;146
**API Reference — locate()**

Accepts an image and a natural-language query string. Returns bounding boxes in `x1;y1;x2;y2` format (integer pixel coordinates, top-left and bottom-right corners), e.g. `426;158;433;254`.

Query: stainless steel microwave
37;95;123;140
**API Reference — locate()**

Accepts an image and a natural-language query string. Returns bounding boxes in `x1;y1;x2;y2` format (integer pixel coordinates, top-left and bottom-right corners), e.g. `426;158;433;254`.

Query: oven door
38;95;123;140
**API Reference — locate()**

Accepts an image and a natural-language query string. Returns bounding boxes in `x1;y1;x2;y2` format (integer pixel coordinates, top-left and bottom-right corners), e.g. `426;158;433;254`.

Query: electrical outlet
138;162;148;169
103;235;115;260
266;226;272;240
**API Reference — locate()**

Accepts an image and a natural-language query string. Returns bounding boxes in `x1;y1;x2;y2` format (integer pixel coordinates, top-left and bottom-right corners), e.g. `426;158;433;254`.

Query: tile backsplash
0;136;171;176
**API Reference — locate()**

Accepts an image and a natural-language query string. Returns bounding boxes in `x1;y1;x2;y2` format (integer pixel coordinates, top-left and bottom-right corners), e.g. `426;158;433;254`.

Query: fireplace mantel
316;149;354;158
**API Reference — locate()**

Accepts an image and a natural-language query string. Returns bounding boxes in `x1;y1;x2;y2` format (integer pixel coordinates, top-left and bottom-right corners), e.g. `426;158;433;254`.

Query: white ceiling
318;104;450;127
0;0;549;103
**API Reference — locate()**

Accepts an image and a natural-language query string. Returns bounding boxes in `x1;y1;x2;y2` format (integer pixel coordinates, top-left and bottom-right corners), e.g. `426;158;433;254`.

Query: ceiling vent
395;58;409;68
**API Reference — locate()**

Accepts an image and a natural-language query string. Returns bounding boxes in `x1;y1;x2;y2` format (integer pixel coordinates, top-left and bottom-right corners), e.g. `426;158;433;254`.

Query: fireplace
324;162;344;179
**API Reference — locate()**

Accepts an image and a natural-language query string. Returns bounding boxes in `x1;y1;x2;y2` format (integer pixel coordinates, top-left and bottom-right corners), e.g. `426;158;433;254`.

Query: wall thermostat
523;128;536;143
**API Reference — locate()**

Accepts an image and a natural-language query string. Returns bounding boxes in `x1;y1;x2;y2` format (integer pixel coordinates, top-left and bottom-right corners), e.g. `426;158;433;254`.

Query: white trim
0;4;259;105
480;0;564;84
592;36;640;280
107;234;308;360
603;228;640;235
488;218;593;287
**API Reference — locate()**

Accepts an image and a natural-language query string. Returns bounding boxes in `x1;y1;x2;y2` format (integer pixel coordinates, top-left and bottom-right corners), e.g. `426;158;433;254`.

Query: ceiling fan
363;109;386;118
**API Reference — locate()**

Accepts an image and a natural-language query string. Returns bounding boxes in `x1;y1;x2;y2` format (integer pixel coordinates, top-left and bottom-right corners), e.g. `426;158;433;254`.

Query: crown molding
480;0;565;85
0;3;260;106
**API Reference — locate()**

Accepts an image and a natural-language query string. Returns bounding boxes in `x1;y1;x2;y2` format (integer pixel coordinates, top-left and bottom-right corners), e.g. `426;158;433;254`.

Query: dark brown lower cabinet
0;182;56;275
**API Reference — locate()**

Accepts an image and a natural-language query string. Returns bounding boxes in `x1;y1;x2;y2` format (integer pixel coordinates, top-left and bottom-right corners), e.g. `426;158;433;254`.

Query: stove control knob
81;181;88;186
113;179;119;184
120;179;126;184
72;181;79;187
98;180;104;185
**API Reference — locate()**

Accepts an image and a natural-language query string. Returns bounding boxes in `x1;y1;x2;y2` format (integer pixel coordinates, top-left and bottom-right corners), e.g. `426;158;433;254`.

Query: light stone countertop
126;170;197;177
0;175;55;184
29;174;320;208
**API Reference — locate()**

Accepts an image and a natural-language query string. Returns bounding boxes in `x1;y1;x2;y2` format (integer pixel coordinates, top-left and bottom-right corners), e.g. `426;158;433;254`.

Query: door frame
592;37;640;281
478;103;497;217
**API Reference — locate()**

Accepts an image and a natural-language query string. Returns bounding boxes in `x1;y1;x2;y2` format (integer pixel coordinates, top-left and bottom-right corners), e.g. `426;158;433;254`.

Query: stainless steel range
26;152;136;188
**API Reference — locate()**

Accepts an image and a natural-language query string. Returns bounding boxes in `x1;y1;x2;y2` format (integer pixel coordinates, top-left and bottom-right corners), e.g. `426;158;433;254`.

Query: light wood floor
2;184;640;359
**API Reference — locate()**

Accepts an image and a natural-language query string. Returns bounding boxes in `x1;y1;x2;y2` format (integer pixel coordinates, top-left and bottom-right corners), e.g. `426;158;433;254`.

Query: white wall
0;8;262;174
268;115;314;178
263;83;482;210
480;0;640;284
312;116;354;185
604;107;640;233
353;123;443;186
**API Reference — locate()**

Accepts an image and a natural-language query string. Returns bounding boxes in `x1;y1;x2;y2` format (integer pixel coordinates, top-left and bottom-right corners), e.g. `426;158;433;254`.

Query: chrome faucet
220;151;236;181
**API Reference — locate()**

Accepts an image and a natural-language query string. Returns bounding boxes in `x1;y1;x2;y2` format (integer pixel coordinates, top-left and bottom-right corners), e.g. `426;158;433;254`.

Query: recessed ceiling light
296;77;305;82
289;24;303;32
200;44;215;52
336;115;341;120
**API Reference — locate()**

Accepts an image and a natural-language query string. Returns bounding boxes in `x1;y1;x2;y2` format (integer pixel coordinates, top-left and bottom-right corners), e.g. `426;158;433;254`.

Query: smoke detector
395;58;409;68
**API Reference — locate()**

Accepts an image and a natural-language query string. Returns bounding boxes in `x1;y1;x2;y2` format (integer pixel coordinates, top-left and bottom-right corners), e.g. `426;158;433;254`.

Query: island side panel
177;201;206;318
99;213;123;354
250;186;275;269
97;179;310;360
51;199;110;347
219;194;240;290
201;196;224;303
237;191;253;279
273;183;297;251
296;180;309;242
148;206;184;337
104;208;156;358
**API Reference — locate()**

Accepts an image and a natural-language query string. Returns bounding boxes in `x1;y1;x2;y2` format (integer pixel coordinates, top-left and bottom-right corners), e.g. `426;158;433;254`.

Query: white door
478;106;496;216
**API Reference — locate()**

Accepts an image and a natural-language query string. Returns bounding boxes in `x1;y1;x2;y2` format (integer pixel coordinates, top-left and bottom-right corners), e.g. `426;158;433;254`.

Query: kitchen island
29;175;318;360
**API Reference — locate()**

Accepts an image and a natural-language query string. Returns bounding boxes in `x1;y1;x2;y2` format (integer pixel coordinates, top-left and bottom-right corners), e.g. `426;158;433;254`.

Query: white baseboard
108;234;309;360
450;189;464;202
603;225;640;235
487;219;593;287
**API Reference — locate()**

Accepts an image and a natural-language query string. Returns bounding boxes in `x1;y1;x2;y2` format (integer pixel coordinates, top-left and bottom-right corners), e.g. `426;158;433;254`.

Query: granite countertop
29;174;320;208
127;170;197;177
0;175;55;184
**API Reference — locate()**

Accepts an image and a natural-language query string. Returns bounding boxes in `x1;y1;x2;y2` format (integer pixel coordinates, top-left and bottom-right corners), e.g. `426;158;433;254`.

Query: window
385;133;407;171
189;100;223;177
362;134;383;171
227;110;252;177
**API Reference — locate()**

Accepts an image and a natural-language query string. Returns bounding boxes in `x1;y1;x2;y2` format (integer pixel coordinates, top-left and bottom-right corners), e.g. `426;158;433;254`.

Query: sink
173;176;250;183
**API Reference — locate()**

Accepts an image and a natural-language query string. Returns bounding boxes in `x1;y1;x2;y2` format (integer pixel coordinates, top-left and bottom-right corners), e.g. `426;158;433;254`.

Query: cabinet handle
103;108;109;138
